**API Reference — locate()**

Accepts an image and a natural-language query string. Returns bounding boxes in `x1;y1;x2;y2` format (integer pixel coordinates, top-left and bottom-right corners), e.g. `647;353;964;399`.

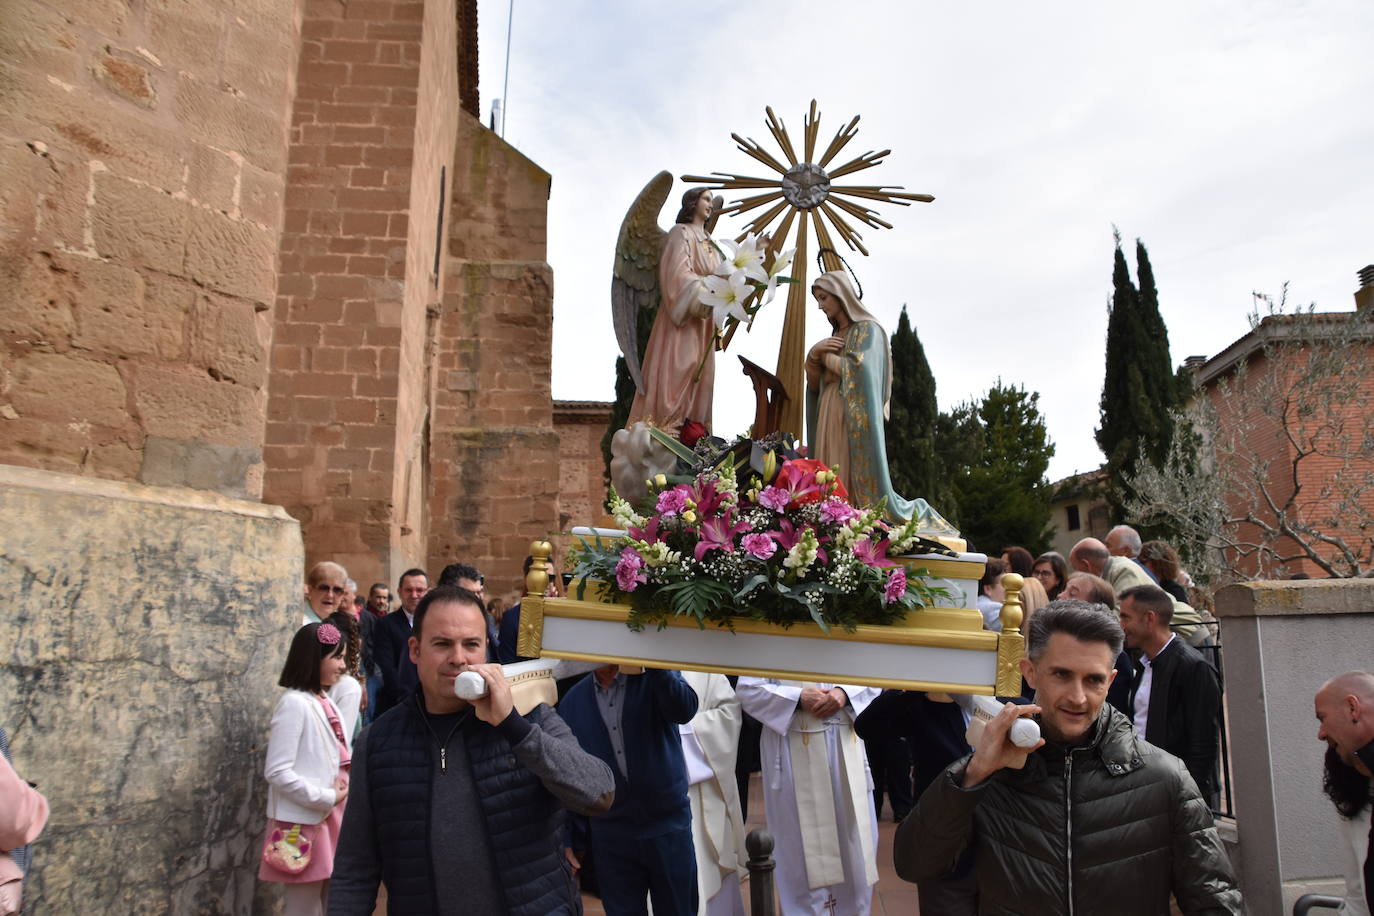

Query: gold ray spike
775;217;810;435
820;202;870;257
765;106;799;167
830;185;935;205
802;100;820;164
731;134;789;176
817;116;860;168
718;190;784;217
680;172;778;190
810;208;844;270
737;199;791;240
828;195;895;231
826;150;891;180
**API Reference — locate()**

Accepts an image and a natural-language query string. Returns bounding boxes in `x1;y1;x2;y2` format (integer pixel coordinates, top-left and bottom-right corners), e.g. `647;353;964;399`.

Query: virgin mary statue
804;271;957;535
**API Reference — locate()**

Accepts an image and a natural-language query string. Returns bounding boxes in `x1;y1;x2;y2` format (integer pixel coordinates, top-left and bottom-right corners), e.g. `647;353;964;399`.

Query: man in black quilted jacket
895;599;1243;915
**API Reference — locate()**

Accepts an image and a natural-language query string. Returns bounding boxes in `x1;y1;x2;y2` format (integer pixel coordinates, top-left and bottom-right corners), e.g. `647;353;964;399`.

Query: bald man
1071;539;1209;644
1314;672;1374;914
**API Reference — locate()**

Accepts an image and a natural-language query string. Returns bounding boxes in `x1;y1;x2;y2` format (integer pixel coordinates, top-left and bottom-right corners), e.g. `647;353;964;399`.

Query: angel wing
611;171;673;394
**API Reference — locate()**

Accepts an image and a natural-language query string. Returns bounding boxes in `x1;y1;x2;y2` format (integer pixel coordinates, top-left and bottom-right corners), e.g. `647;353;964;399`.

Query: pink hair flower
317;623;342;646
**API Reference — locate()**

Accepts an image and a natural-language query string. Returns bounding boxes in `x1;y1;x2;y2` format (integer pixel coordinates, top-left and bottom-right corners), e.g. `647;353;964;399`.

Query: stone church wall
0;0;304;499
263;0;466;588
427;114;559;596
0;465;303;913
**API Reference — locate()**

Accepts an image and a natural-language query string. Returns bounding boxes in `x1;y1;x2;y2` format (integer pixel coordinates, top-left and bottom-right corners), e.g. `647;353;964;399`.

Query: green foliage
886;306;945;507
939;382;1056;554
1095;232;1181;523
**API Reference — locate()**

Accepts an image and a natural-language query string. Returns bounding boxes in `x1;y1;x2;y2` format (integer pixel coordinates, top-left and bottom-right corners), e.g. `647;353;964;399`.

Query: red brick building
1189;267;1374;578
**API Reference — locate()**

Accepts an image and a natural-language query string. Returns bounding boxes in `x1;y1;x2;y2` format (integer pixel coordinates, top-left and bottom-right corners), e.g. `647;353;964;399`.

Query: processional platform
516;543;1026;697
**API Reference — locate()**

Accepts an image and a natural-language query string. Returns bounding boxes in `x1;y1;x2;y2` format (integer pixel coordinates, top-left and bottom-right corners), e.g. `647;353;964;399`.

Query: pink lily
852;537;898;569
694;512;751;561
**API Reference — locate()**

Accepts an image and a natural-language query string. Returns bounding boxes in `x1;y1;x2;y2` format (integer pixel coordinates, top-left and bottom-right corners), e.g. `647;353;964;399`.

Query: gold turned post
994;572;1025;696
517;540;552;659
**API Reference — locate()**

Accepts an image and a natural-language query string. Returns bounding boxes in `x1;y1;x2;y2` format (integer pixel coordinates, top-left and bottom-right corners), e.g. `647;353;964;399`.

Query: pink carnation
656;486;691;516
615;547;648;592
741;533;777;560
883;567;908;605
757;486;790;512
819;499;859;524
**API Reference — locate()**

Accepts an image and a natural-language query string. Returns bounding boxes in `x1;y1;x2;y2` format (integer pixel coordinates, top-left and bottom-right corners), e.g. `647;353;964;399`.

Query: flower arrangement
570;433;952;633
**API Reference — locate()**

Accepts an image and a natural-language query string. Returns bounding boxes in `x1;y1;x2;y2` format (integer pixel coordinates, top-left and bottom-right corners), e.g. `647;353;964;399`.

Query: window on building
1066;504;1081;531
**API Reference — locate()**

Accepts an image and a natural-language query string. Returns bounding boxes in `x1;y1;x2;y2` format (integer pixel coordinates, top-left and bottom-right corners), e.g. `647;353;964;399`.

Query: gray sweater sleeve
326;734;382;916
496;705;615;816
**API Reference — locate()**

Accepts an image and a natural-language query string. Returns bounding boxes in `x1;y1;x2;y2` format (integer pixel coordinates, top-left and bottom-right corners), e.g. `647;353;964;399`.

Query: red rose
679;418;707;448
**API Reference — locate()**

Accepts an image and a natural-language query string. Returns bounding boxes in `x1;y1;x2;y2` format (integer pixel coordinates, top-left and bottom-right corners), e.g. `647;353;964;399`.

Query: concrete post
1216;578;1374;915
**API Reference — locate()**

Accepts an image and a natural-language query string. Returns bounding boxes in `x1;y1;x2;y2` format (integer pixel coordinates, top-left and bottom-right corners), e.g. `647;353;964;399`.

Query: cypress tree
886;306;942;502
1095;230;1178;518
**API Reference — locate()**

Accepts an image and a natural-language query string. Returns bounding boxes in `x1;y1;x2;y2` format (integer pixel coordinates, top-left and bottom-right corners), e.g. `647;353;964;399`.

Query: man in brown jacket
895;600;1242;914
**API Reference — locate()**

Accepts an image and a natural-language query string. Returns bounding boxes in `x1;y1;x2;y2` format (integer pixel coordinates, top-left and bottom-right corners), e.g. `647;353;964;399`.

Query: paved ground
582;773;921;915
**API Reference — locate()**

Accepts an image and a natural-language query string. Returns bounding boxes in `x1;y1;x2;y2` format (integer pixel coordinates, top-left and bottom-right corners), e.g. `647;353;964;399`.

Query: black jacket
371;610;415;716
1134;637;1221;800
328;694;615;916
896;704;1242;915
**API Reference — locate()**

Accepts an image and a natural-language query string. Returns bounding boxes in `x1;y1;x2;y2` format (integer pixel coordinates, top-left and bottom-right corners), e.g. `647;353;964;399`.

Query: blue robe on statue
805;271;957;535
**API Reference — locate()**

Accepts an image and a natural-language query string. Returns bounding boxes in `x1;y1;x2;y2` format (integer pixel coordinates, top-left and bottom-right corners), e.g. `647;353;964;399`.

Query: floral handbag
260;821;316;874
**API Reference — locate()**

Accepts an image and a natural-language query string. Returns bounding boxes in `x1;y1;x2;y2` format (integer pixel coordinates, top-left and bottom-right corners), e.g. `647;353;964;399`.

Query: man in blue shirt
560;665;699;915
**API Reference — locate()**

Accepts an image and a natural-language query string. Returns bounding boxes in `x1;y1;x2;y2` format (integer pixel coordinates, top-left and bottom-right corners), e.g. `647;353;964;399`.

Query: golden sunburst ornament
682;100;934;438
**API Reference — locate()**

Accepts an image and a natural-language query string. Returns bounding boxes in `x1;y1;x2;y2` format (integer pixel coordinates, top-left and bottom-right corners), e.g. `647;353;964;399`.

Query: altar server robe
680;671;748;916
736;677;879;916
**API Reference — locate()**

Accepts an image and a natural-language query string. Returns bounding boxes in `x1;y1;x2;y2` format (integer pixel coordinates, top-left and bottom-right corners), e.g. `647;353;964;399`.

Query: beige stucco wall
0;465;303;914
1216;578;1374;915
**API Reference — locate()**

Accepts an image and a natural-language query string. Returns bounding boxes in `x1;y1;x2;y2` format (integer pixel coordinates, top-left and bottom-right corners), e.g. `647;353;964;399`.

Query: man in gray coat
895;600;1242;914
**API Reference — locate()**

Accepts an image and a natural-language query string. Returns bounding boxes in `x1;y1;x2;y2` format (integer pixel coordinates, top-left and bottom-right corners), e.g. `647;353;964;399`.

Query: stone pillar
264;0;464;586
1215;578;1374;915
0;465;303;913
0;0;303;498
428;114;559;596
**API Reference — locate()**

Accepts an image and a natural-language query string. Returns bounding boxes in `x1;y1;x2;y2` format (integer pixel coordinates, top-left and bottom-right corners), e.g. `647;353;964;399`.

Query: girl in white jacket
258;621;351;916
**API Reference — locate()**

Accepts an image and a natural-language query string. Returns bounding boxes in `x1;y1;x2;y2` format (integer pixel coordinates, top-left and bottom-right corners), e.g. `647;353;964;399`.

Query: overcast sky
477;0;1374;483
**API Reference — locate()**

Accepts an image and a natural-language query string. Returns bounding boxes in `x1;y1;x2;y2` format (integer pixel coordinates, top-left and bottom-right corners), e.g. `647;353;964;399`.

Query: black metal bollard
746;828;777;916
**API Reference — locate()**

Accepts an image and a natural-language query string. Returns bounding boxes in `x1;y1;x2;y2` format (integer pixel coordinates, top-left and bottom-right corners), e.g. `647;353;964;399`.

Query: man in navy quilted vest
328;585;615;916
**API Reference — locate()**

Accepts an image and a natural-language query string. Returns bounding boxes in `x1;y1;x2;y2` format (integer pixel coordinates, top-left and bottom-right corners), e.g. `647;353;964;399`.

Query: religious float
513;102;1025;701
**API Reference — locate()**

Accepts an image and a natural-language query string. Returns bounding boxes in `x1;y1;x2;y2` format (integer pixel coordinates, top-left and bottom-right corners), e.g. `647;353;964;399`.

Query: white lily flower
759;246;798;306
701;270;752;328
716;235;768;284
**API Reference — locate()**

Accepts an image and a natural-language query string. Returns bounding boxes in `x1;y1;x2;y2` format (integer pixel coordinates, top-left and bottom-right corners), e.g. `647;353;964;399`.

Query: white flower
716;235;768;284
783;526;819;575
759;246;797;306
701;271;752;329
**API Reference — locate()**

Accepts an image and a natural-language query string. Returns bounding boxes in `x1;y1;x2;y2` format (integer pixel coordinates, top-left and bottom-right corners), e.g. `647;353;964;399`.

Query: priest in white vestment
680;672;748;916
736;677;879;916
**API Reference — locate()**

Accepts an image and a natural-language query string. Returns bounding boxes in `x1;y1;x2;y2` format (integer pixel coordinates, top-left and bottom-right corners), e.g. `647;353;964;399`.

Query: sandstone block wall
428;114;558;596
0;465;303;914
263;0;463;588
553;399;614;531
0;0;303;498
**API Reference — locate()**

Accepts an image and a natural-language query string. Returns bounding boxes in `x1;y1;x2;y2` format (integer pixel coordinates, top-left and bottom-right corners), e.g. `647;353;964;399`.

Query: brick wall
1204;337;1374;577
427;114;558;597
0;0;303;497
553;400;613;531
263;0;462;586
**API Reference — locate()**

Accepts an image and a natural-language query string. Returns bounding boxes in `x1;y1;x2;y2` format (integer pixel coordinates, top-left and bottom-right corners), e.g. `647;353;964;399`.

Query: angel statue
612;172;725;436
806;270;959;536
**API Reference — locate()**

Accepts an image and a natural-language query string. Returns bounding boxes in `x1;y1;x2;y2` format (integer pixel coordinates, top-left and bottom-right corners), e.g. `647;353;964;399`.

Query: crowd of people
240;528;1373;916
